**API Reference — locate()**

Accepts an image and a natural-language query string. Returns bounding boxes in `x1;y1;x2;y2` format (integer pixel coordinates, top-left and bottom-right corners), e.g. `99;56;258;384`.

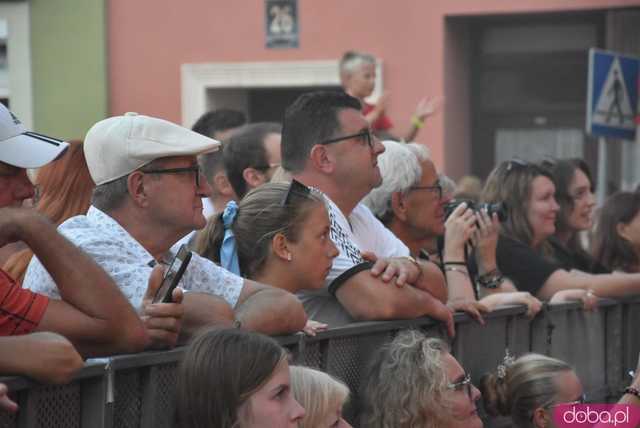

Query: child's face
344;62;376;99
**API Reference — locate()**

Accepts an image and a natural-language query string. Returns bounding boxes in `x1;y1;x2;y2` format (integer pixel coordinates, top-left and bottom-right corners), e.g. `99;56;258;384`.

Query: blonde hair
360;330;450;428
290;366;349;428
480;353;572;428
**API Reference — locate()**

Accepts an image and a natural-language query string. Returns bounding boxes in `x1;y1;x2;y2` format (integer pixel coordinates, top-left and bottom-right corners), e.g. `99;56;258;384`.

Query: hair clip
496;348;516;382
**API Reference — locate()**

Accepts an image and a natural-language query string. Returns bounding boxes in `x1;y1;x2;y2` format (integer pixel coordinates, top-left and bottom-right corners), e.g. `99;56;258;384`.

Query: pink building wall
108;0;640;175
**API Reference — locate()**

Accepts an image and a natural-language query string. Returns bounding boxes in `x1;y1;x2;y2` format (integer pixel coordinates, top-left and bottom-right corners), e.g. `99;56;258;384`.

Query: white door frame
180;60;382;128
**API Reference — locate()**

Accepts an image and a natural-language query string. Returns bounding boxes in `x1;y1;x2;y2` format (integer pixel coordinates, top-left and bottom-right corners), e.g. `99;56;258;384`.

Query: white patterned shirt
22;206;243;309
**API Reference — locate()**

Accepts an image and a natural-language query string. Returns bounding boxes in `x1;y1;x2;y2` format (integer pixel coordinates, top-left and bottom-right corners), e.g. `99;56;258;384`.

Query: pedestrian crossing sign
587;48;639;141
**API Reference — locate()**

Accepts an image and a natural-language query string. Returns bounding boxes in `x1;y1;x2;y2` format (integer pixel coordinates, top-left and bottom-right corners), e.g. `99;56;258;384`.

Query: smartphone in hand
152;245;192;303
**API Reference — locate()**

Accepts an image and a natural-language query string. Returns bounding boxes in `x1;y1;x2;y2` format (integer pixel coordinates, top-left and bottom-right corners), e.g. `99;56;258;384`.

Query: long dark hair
592;192;640;272
546;158;594;238
175;328;287;428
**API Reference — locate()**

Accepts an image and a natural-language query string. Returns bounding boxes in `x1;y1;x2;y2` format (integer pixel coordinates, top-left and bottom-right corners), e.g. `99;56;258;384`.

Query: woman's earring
287;253;292;261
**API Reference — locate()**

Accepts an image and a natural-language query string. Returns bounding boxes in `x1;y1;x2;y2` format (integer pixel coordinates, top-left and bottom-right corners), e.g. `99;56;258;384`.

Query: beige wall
107;0;640;172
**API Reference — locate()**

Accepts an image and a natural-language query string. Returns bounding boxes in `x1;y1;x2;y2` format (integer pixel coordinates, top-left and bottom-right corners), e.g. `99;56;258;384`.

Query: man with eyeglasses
223;122;282;199
364;141;449;262
363;141;542;321
281;91;451;332
23;112;306;338
0;105;190;409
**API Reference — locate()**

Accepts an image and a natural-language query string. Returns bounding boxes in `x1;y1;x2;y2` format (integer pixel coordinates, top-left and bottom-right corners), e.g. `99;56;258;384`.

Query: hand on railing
302;320;328;337
478;291;542;319
0;383;17;413
447;299;488;325
548;289;599;312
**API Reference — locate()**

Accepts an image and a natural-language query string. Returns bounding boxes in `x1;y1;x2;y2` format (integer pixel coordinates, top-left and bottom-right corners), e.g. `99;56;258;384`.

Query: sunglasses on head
280;179;312;206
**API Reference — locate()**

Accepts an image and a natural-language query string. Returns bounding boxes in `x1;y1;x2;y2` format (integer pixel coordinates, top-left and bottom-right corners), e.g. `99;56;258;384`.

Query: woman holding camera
481;160;640;303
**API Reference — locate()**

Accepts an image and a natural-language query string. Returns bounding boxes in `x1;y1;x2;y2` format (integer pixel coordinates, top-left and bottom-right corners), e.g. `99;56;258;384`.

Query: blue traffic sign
586;48;639;141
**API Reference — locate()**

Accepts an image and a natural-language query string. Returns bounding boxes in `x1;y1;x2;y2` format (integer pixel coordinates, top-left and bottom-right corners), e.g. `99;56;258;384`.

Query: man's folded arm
334;269;449;321
17;211;148;356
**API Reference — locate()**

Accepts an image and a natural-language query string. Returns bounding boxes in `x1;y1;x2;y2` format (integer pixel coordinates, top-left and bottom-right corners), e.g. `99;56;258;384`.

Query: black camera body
443;199;508;223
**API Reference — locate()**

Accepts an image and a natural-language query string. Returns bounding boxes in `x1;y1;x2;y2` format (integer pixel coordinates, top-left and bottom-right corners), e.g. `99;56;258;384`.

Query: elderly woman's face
442;352;483;428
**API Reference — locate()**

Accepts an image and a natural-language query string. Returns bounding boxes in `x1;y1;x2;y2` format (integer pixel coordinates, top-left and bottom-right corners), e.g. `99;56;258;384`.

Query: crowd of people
2;49;640;426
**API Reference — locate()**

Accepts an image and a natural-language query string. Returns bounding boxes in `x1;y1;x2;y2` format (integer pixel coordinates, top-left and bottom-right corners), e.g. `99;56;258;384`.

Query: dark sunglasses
281;179;312;206
319;130;373;149
141;165;203;187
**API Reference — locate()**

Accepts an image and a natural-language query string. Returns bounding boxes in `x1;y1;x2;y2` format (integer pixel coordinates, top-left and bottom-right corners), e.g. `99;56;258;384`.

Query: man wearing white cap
0;106;181;408
23;112;306;336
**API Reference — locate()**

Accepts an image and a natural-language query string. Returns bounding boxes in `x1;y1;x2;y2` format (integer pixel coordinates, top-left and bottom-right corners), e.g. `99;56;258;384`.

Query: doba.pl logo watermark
553;404;640;427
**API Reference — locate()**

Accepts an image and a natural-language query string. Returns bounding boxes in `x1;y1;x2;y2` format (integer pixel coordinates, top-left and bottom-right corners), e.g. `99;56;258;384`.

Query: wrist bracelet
444;266;469;277
411;115;424;129
624;386;640;399
443;261;467;266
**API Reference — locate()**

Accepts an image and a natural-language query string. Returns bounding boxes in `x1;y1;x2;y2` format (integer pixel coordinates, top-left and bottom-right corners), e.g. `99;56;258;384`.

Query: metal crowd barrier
1;297;639;428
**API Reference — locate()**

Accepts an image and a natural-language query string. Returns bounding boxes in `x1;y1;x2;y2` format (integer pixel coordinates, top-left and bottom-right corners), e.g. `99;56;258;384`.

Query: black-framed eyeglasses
447;374;473;401
141;165;203;187
410;182;443;200
319;130;373;149
281;179;311;206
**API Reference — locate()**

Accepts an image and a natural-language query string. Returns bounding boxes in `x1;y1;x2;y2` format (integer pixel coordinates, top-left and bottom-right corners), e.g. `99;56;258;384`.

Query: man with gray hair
23;112;306;337
363;140;542;318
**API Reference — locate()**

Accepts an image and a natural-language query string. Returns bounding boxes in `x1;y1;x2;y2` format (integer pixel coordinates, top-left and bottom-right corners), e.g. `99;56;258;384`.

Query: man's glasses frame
410;182;443;200
141;165;203;187
319;130;374;149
